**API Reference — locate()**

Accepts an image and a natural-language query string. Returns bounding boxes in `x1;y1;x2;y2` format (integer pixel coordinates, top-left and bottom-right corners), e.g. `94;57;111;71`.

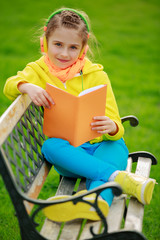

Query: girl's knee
95;139;128;170
42;138;70;155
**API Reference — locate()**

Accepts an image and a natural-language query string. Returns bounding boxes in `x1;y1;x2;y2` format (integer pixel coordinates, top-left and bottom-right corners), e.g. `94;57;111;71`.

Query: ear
79;45;89;59
40;36;48;53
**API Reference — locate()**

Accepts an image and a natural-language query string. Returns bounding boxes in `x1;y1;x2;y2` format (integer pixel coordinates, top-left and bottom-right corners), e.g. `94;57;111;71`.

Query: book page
78;85;105;97
75;85;107;146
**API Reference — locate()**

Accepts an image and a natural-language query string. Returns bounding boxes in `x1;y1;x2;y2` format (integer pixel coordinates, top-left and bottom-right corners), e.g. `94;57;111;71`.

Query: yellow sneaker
114;171;156;205
43;190;109;222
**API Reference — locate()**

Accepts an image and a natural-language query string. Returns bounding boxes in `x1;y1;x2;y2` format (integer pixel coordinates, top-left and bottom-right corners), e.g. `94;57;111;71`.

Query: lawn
0;0;160;239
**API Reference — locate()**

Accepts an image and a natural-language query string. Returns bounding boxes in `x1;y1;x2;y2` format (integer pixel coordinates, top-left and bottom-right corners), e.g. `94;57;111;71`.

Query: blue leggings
41;138;129;206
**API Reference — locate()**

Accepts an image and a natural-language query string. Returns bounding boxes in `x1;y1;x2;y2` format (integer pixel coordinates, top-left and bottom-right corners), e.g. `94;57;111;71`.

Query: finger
40;94;51;108
37;91;54;108
91;121;108;126
33;95;49;108
32;98;42;106
93;116;108;121
92;125;109;131
44;91;55;105
91;126;110;134
97;130;110;134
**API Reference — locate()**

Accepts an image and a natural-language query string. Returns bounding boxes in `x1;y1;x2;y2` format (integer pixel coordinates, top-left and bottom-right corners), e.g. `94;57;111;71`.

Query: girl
3;8;155;222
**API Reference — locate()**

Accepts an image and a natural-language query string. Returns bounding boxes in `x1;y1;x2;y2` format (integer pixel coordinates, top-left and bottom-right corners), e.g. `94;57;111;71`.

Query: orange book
43;83;107;147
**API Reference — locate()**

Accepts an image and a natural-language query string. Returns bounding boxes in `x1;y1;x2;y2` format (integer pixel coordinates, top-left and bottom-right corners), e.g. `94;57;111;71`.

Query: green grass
0;0;160;239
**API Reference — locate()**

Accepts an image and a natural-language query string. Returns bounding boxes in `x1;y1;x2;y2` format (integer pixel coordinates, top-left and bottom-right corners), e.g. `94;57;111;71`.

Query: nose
61;47;69;58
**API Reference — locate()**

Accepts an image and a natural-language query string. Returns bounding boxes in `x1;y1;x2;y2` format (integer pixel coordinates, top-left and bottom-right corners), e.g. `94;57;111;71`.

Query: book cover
43;83;107;147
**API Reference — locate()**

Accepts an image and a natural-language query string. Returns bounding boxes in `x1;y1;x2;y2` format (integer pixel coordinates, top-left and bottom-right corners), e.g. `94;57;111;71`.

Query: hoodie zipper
62;82;67;89
62;71;83;91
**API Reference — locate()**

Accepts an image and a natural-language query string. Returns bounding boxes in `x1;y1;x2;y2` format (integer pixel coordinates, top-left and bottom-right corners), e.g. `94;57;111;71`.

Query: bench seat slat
41;220;61;240
57;177;77;195
59;220;82;240
80;220;102;239
124;198;144;231
135;157;152;178
126;157;132;172
107;195;127;233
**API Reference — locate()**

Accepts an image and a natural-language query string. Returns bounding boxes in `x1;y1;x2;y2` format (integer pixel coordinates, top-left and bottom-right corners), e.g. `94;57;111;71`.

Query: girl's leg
86;179;114;206
86;139;129;206
41;138;120;183
93;139;128;170
42;138;128;206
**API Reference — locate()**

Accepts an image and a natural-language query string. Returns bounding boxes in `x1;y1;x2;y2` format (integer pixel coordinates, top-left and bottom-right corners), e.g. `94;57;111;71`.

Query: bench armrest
121;115;139;127
129;151;158;165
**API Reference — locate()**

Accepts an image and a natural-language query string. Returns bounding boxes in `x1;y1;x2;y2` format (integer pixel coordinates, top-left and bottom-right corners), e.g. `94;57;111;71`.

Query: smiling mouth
57;58;70;63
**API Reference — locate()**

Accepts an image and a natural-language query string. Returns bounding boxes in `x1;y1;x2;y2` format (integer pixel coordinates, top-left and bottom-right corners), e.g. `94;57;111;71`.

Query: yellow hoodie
3;56;124;143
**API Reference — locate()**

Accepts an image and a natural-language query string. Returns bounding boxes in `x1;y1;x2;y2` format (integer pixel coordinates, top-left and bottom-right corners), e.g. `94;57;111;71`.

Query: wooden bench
0;94;157;240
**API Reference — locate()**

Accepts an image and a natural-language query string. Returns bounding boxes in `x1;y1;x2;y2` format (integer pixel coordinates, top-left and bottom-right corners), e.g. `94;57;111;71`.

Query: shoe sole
43;191;109;222
141;178;156;204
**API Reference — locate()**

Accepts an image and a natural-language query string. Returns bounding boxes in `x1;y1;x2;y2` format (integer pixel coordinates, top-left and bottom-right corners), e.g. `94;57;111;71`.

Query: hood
83;58;104;75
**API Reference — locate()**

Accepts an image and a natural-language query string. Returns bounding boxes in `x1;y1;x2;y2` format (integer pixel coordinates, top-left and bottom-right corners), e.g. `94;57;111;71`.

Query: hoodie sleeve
3;60;49;101
3;64;40;101
102;74;124;141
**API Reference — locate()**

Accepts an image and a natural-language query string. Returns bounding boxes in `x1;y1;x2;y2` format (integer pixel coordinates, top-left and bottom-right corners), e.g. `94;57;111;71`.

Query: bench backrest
0;95;46;194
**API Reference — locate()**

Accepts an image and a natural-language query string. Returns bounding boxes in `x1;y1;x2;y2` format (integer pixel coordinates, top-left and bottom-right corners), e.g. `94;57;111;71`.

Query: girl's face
47;27;83;69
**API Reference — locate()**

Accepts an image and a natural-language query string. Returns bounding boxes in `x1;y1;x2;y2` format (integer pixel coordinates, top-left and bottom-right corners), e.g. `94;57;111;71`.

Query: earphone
40;34;47;53
40;8;89;54
79;44;89;59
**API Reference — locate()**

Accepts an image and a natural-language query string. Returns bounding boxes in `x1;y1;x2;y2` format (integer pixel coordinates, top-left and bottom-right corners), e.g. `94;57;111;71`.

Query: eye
55;42;62;47
70;45;77;50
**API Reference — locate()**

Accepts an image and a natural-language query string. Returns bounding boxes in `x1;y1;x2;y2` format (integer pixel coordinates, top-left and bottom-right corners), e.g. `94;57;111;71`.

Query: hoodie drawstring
80;70;84;92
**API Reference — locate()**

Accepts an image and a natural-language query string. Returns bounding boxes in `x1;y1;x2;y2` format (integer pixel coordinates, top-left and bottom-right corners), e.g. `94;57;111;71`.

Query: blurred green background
0;0;160;239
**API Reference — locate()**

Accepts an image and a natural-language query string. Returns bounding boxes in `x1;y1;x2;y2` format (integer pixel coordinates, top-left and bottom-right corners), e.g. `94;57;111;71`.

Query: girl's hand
18;83;54;108
91;116;118;135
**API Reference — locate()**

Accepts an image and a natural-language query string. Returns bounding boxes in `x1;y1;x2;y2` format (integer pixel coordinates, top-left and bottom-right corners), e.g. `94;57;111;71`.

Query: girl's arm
18;83;54;108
